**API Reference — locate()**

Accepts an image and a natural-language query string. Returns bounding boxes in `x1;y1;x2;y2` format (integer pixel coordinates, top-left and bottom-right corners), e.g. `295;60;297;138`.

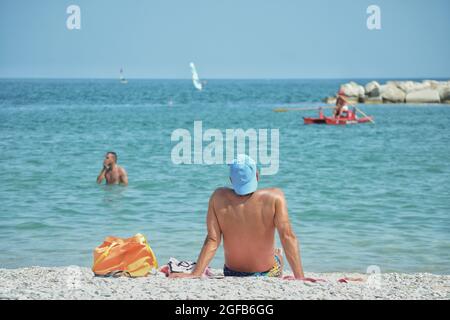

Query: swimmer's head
105;152;118;165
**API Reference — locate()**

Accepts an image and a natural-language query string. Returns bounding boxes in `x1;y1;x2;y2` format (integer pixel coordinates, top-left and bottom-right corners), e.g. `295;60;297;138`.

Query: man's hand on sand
283;275;326;283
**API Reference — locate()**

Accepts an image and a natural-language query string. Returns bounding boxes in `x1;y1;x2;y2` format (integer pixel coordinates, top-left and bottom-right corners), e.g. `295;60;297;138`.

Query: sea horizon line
0;77;449;81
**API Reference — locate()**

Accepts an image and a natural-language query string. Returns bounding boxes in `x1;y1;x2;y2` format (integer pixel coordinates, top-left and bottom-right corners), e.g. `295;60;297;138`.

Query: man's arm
119;167;128;186
97;167;107;184
170;192;222;278
274;190;305;279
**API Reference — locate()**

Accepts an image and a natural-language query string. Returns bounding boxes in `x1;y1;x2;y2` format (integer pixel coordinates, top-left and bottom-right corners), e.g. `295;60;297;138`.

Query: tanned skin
170;172;312;281
97;152;128;186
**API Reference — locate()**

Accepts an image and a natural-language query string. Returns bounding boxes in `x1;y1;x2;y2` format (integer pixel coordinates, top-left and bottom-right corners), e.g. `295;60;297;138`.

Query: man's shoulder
254;188;285;200
211;187;284;197
211;187;233;197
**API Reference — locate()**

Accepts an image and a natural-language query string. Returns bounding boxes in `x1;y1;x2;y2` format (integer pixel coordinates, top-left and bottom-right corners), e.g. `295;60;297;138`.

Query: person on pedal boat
333;89;350;118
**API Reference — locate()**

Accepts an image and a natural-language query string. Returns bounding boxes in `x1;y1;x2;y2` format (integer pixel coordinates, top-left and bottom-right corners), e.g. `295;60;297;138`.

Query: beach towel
92;233;158;277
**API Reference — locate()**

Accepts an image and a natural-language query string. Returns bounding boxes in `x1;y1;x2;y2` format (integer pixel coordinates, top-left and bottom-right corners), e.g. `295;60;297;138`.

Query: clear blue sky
0;0;449;79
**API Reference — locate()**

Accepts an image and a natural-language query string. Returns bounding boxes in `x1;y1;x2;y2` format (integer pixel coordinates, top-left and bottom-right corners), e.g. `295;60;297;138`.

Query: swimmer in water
96;152;128;186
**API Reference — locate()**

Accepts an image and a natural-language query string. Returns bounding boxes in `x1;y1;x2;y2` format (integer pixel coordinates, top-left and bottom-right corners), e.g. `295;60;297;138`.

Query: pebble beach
0;267;449;300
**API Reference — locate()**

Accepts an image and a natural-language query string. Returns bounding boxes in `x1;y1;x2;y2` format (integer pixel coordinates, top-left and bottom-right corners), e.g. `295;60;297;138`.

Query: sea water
0;79;449;274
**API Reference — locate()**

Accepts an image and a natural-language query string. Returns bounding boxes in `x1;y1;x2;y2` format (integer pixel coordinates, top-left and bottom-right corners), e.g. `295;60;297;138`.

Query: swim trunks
223;255;282;277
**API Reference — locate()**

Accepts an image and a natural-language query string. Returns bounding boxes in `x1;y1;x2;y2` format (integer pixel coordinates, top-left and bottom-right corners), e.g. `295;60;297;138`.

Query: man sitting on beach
170;154;307;280
96;152;128;186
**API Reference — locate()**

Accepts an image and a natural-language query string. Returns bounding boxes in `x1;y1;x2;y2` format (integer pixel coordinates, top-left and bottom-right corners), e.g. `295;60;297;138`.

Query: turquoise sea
0;79;449;274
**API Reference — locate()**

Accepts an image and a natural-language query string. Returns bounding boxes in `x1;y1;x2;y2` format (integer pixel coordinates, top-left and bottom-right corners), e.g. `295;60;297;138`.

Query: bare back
212;187;282;272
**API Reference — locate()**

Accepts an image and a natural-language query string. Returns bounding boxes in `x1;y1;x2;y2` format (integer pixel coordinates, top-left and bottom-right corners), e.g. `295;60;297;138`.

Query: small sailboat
190;62;203;91
119;68;128;84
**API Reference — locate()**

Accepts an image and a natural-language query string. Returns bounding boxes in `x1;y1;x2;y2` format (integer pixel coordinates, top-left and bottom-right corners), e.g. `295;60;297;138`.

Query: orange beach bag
92;233;158;277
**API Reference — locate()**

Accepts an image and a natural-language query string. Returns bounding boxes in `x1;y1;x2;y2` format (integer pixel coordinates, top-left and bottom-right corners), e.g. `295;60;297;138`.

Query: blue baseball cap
229;155;258;196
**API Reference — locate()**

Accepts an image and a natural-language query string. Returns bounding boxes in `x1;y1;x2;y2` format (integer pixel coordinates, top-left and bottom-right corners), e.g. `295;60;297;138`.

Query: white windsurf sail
190;62;203;91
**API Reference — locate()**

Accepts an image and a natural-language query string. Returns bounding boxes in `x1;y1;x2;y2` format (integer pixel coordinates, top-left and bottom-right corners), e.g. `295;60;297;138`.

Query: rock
438;86;450;102
341;82;365;98
385;81;399;86
422;80;441;90
323;80;450;104
363;96;383;104
405;89;441;103
348;96;361;104
381;85;406;103
392;81;430;93
324;97;337;105
365;81;381;97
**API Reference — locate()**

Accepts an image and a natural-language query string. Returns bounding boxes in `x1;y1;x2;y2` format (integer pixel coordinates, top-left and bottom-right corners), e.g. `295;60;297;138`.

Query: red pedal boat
304;108;373;125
